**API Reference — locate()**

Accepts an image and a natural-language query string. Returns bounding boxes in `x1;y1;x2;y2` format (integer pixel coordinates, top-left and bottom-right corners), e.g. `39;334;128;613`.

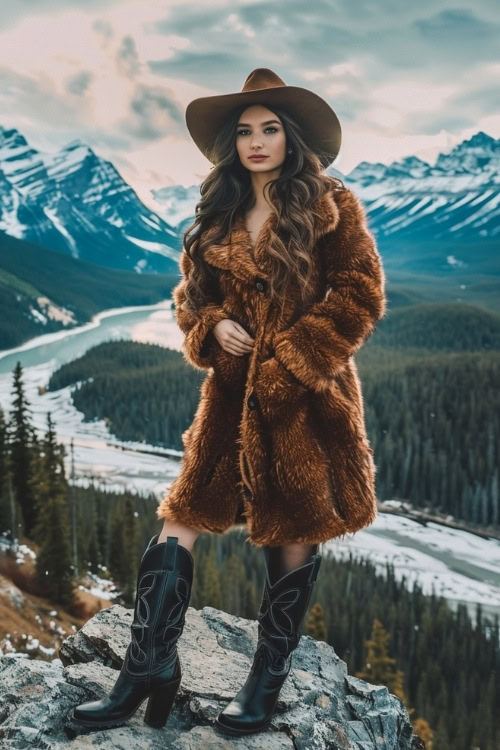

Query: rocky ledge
0;605;424;749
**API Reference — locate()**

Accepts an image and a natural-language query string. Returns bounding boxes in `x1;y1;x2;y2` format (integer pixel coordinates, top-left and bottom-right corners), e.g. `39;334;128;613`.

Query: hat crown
185;67;341;169
241;68;287;93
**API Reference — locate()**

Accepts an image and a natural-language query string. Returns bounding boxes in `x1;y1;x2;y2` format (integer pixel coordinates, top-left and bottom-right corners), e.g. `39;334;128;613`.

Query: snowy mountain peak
435;131;500;175
0;126;29;152
347;130;500;189
46;139;98;178
385;155;431;179
342;161;388;185
60;138;95;157
463;131;498;151
398;155;430;169
344;130;500;242
151;183;205;226
0;126;180;273
0;125;48;196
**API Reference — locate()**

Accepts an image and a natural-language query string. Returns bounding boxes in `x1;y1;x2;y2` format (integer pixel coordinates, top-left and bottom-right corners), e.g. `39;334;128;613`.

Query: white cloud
0;0;498;188
224;12;256;38
373;81;458;115
0;5;189;145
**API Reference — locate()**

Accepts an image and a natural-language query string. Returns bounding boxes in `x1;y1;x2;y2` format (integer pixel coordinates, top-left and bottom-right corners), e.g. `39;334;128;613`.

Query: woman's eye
237;127;278;136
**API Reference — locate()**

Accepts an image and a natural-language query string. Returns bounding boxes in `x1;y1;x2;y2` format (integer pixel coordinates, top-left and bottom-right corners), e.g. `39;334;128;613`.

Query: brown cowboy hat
185;67;342;169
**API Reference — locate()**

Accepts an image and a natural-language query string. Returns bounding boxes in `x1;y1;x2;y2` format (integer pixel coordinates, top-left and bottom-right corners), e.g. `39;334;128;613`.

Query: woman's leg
275;542;319;576
264;542;319;585
158;519;200;552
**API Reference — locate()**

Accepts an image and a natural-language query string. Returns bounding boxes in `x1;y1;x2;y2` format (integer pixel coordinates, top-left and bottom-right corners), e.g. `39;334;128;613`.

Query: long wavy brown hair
181;103;346;319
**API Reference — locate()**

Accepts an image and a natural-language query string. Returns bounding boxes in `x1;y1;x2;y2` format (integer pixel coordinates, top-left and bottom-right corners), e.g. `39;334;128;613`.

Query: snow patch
36;296;76;325
446;255;466;268
30;308;47;325
42;206;79;258
123;234;170;256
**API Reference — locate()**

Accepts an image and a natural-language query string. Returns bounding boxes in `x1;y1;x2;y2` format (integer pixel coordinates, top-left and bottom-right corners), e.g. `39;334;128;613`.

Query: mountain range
152;131;500;245
1;126;498;280
0;126;180;274
348;131;499;242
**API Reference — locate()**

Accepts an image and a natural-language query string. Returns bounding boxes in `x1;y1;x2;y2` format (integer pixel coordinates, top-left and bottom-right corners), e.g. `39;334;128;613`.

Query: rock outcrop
0;604;424;749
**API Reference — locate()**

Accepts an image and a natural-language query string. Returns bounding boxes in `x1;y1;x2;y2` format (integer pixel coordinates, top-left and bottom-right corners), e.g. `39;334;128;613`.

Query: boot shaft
257;547;322;671
127;535;194;677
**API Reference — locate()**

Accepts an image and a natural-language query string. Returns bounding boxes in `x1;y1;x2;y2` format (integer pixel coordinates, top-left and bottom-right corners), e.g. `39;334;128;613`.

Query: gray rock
0;605;424;749
0;574;25;610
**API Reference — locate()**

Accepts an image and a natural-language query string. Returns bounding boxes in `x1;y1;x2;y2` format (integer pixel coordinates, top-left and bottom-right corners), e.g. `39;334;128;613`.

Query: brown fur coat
156;186;387;547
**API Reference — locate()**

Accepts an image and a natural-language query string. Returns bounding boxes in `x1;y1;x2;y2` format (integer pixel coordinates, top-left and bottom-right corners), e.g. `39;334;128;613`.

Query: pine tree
87;532;100;574
355;618;411;707
109;505;126;586
95;483;108;570
9;362;37;537
34;413;75;605
108;498;138;604
121;498;138;604
432;716;449;750
33;413;68;542
75;506;88;575
0;408;11;536
68;438;79;576
189;544;205;610
220;553;246;615
36;494;75;605
86;497;101;573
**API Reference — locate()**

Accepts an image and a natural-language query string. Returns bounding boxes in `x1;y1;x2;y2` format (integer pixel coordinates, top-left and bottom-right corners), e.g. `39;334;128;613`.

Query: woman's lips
249;155;268;160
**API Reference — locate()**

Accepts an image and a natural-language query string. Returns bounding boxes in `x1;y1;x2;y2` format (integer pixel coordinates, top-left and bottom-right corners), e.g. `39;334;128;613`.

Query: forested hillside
0;231;178;350
46;339;204;450
45;297;500;531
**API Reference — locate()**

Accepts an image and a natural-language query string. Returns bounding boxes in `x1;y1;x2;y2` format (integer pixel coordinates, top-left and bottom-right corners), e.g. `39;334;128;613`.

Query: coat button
254;277;267;293
247;393;258;410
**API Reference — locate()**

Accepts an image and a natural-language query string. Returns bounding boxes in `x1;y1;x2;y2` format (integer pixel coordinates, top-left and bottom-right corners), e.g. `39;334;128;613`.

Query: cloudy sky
0;0;498;203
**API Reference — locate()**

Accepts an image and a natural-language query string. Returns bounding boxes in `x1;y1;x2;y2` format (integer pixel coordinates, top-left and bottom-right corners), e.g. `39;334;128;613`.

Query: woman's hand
213;319;254;356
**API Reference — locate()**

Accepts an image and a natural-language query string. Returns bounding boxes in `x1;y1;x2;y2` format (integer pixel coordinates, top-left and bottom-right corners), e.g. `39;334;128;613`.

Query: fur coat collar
202;190;341;284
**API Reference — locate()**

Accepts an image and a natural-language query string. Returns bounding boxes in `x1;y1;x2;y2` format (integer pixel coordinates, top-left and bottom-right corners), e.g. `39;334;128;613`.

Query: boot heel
144;678;182;728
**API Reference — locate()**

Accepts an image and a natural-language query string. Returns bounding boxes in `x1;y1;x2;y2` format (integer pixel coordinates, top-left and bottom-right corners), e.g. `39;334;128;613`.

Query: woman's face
235;104;287;174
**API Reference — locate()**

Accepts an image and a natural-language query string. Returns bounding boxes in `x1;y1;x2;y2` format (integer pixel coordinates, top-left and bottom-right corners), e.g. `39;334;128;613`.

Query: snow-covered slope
344;131;500;241
0;127;180;274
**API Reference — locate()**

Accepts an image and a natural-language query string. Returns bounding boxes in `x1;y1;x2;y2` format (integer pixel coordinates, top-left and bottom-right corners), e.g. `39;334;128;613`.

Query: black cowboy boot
71;534;194;730
214;544;322;736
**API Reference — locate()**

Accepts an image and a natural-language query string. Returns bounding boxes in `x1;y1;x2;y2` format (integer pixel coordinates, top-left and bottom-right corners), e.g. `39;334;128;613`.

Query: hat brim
185;85;341;169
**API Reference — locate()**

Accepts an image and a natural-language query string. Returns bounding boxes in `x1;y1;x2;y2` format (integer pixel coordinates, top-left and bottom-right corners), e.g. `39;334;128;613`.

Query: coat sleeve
271;188;387;392
173;249;228;371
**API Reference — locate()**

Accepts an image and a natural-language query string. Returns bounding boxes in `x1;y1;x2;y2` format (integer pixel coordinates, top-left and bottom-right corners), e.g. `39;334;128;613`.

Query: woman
72;68;387;737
